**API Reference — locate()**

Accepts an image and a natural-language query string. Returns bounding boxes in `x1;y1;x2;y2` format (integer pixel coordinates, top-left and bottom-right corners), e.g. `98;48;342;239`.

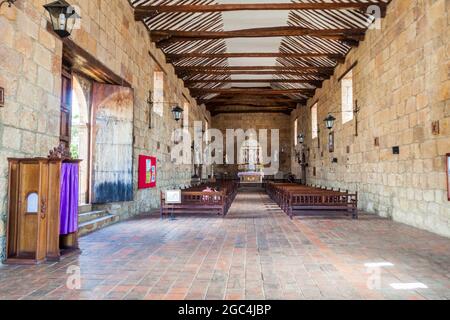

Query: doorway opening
70;73;93;205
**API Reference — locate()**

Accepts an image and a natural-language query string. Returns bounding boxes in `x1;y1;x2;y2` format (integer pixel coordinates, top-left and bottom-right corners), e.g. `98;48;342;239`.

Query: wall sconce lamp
324;114;337;131
148;90;184;126
44;0;81;38
295;134;306;164
323;100;361;135
171;105;184;122
0;0;16;9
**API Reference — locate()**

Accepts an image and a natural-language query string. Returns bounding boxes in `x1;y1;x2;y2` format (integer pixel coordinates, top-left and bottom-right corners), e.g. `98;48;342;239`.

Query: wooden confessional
6;145;81;264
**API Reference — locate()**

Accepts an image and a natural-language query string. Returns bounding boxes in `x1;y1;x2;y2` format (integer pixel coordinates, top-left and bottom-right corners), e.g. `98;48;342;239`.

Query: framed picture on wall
447;153;450;201
328;132;335;153
138;155;157;189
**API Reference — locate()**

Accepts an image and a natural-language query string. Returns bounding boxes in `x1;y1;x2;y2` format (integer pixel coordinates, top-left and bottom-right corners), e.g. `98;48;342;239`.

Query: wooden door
17;162;40;258
60;67;72;148
15;161;49;261
91;83;134;204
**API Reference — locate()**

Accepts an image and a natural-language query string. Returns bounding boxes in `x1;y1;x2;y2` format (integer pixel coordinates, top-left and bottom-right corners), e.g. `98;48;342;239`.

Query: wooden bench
160;181;238;218
266;182;358;219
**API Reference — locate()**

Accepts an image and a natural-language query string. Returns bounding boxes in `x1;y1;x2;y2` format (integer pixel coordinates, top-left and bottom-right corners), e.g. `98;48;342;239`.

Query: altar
238;171;264;184
237;140;265;185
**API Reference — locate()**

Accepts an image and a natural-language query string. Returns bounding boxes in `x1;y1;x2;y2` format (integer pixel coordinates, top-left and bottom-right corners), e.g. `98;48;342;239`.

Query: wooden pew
160;181;238;218
266;182;358;219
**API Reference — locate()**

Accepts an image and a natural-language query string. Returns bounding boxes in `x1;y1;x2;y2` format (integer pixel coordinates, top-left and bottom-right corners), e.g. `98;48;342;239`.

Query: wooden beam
200;97;305;104
135;3;387;19
186;79;309;83
177;66;334;72
150;26;366;44
167;52;345;62
190;88;315;96
148;50;168;74
182;70;331;76
210;109;293;116
61;37;132;88
207;103;296;108
200;96;305;102
185;79;323;86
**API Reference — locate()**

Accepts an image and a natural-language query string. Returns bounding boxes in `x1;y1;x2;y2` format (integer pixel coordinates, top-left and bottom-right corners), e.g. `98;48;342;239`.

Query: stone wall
212;113;292;178
291;0;450;237
0;0;210;261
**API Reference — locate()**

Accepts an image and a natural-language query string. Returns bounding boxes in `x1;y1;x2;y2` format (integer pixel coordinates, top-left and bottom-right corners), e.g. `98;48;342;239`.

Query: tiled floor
1;190;449;300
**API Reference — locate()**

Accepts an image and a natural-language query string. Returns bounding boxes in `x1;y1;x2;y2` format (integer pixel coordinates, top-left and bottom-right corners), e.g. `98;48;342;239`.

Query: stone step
78;214;120;237
79;204;93;214
78;210;108;224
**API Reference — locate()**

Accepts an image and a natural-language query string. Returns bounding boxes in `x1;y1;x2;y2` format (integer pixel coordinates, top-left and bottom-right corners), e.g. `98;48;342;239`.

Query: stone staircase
78;204;119;237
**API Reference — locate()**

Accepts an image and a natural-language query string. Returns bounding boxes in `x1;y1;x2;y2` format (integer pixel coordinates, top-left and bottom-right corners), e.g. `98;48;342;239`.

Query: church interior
0;0;449;301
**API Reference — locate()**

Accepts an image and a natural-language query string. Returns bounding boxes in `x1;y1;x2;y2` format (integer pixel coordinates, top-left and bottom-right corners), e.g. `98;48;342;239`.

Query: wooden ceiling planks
130;0;391;114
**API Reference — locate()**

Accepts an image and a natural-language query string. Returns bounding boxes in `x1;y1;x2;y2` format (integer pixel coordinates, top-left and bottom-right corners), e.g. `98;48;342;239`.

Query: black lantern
298;134;305;144
171;105;184;122
324;114;336;130
44;0;81;38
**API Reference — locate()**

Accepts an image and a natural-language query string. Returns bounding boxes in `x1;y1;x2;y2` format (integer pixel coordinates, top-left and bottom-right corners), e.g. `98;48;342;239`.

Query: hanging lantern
324;114;336;130
298;134;305;144
171;105;184;122
44;0;81;38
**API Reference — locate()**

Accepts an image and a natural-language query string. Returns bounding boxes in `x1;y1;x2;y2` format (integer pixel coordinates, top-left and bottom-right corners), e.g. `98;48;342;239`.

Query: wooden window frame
60;64;73;148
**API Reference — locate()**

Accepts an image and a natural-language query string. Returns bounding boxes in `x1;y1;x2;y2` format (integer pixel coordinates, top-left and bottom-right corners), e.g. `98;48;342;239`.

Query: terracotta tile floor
1;190;450;300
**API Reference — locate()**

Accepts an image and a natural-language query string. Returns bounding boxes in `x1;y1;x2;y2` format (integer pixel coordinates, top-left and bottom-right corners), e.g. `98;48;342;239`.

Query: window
26;193;39;213
294;119;298;145
153;71;164;117
311;103;318;139
205;119;209;141
183;102;189;127
342;70;354;124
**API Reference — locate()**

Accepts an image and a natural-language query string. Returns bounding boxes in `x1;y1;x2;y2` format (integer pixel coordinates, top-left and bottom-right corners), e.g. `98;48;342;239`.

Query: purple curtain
60;163;79;235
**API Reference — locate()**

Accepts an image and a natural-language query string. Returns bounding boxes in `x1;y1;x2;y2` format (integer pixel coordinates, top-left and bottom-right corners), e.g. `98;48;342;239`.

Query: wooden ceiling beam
182;70;331;76
177;66;334;72
190;88;315;96
200;97;305;103
201;99;304;104
150;26;365;44
210;109;293;116
135;3;387;20
167;52;345;62
185;79;322;88
207;103;296;108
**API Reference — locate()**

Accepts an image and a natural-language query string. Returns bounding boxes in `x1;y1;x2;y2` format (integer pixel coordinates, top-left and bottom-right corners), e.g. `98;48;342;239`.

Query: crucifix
354;100;361;137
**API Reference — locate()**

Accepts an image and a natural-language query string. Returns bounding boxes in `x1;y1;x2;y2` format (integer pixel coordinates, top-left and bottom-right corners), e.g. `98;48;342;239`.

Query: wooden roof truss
130;0;391;115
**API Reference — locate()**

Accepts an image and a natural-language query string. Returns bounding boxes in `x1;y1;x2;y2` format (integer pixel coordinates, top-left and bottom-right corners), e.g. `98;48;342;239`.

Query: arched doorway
70;73;92;205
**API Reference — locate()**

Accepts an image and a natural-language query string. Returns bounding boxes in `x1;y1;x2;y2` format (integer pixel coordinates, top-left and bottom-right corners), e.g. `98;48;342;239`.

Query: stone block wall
291;0;450;237
212;113;292;177
0;0;210;261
